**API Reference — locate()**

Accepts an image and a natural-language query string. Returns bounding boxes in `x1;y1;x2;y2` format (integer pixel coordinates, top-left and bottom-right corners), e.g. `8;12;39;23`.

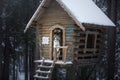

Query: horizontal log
38;65;53;68
34;75;49;79
55;46;68;49
36;70;51;74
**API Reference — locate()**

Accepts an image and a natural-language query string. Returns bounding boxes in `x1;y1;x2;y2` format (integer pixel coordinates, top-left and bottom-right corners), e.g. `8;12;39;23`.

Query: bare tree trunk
0;0;4;79
2;36;11;80
25;44;29;80
110;0;117;22
29;47;34;80
13;55;16;80
107;0;117;79
107;27;116;80
0;18;3;80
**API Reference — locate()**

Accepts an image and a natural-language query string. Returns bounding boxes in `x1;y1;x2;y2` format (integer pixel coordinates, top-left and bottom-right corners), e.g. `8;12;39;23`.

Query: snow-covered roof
57;0;115;26
24;0;115;32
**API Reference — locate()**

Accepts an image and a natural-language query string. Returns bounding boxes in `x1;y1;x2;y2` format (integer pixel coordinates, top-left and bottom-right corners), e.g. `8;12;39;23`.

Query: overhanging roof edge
24;0;47;33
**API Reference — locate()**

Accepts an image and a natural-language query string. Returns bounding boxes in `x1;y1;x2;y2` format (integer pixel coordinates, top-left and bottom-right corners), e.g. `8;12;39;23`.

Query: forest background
0;0;120;80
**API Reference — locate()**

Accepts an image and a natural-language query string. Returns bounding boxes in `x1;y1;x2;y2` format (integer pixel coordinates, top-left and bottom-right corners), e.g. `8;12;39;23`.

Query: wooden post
53;48;57;61
55;46;68;62
63;47;68;62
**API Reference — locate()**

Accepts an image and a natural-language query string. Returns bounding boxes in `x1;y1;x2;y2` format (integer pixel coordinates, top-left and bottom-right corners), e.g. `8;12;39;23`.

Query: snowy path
18;72;25;80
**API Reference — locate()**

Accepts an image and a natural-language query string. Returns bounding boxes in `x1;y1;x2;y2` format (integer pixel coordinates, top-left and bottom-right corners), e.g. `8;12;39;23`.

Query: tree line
0;0;120;80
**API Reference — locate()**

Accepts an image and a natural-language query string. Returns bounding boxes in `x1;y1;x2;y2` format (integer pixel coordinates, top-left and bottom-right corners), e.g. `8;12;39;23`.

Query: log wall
37;0;75;60
36;0;105;65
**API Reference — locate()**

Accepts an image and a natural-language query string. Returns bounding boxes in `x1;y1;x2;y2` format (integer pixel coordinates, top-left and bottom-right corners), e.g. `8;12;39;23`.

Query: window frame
84;31;99;54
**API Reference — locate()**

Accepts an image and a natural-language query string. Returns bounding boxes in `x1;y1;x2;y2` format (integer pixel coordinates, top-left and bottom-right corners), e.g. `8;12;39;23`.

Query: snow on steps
38;65;54;68
34;74;49;79
34;59;73;80
34;59;54;80
34;59;73;65
36;70;51;74
34;60;54;63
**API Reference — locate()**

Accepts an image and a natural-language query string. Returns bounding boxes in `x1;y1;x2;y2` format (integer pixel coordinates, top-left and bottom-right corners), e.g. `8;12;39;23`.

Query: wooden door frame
49;24;65;60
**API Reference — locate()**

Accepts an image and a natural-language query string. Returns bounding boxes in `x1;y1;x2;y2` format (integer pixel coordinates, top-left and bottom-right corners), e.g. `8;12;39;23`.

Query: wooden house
24;0;115;79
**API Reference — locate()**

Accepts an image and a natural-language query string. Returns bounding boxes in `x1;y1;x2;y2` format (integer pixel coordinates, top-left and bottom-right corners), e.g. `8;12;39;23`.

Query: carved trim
49;24;66;59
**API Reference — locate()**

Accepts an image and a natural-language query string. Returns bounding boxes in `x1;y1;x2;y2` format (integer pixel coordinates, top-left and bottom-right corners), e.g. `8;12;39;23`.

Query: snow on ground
18;71;25;80
9;71;25;80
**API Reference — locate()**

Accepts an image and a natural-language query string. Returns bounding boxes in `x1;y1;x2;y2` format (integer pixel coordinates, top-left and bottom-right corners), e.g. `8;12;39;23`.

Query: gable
38;0;75;25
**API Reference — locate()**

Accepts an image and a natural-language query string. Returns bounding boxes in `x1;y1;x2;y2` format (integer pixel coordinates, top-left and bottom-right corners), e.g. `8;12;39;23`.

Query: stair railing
54;46;68;62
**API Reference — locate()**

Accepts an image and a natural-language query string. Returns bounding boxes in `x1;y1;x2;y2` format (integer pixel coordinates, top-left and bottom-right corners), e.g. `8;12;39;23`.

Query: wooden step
36;70;51;74
34;74;49;79
34;60;54;64
38;65;54;68
34;59;55;80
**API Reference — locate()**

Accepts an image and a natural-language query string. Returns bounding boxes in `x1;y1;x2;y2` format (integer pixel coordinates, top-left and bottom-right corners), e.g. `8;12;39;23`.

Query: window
74;28;104;62
87;34;95;48
84;31;98;54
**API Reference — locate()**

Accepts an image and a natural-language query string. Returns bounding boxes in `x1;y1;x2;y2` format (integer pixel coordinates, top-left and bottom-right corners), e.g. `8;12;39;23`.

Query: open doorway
52;28;63;60
49;25;65;61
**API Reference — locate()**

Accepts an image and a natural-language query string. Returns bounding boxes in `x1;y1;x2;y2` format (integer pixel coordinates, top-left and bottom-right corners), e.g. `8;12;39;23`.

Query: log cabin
24;0;115;79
